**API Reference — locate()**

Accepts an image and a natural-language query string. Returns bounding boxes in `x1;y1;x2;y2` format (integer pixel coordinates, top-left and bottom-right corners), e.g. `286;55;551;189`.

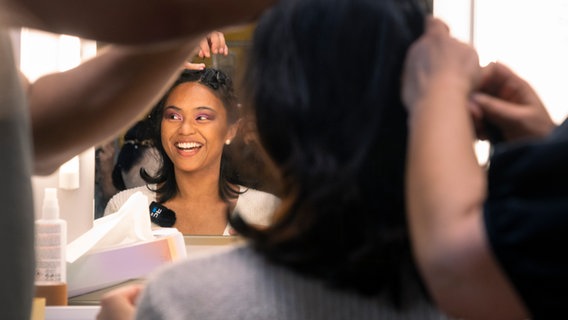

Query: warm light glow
19;29;96;81
22;29;98;241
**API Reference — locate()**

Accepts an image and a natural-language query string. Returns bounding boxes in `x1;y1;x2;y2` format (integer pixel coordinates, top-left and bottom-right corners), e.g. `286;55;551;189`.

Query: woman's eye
195;114;212;121
165;112;182;121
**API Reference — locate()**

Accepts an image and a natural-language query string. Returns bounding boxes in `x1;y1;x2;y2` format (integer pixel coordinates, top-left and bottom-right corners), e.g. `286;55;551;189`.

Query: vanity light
59;156;80;190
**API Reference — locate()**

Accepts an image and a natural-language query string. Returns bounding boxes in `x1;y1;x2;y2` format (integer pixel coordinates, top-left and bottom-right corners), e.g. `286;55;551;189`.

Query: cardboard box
67;228;185;297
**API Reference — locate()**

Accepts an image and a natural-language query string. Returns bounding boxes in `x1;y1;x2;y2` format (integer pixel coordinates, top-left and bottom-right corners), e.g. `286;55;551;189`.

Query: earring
225;139;231;145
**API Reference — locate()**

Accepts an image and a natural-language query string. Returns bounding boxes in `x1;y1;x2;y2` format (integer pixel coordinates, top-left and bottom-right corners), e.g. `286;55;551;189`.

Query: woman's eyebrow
164;105;182;112
163;105;217;113
194;106;217;113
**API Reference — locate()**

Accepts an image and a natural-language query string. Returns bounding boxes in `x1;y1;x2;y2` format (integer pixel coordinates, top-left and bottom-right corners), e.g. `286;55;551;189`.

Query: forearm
2;0;275;44
405;77;529;319
406;75;488;292
29;41;196;175
406;76;486;246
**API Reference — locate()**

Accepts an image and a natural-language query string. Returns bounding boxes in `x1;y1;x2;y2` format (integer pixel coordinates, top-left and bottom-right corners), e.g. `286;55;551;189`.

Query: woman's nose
179;120;196;135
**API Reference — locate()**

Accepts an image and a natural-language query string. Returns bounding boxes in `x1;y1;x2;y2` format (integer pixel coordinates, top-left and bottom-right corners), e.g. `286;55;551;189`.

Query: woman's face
161;82;237;175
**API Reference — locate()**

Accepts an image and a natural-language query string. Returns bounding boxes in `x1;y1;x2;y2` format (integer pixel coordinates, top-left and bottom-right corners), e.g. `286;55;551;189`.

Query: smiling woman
103;68;281;235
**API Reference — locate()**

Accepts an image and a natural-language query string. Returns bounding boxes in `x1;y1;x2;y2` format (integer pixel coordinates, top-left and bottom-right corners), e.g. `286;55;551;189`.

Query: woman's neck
175;171;221;201
162;166;236;235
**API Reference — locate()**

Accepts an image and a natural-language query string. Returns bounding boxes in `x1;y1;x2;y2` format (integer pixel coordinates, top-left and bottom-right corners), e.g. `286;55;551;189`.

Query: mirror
93;3;437;232
94;24;282;236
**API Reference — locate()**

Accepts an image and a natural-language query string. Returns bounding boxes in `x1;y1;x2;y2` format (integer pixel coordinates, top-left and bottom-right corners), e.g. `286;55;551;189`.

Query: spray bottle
35;187;68;305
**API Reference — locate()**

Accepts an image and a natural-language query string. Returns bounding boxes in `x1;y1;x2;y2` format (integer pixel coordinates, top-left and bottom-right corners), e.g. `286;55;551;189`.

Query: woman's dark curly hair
231;0;427;308
142;68;242;203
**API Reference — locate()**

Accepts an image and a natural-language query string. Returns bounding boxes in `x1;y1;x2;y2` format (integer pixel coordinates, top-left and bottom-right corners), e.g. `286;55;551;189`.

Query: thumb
184;62;206;70
471;92;519;124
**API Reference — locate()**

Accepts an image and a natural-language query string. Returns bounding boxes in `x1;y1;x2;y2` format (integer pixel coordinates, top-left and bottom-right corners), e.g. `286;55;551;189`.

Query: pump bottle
35;187;68;306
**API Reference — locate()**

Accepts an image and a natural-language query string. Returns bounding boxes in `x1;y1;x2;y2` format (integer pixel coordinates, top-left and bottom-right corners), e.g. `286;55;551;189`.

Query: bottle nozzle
42;187;60;220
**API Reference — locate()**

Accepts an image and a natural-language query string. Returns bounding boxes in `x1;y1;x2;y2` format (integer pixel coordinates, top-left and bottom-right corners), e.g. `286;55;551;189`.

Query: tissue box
67;228;186;297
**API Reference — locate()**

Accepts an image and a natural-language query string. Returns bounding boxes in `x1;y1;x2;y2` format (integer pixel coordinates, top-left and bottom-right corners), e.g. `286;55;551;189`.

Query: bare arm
402;18;528;319
2;0;275;44
28;41;198;175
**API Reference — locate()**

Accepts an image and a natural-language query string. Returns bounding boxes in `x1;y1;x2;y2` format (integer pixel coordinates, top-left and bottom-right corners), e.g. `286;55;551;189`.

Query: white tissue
66;191;154;263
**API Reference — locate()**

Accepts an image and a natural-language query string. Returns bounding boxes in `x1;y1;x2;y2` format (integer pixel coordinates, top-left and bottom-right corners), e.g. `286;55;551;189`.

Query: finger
494;63;540;103
184;62;206;70
101;284;144;303
97;285;142;320
471;92;518;123
124;285;144;304
210;32;221;55
198;37;211;58
218;32;228;55
209;31;228;55
479;62;534;102
479;62;512;94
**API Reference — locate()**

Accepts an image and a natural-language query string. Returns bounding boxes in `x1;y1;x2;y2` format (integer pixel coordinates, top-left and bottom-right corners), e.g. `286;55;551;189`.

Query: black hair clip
149;201;176;227
202;68;227;90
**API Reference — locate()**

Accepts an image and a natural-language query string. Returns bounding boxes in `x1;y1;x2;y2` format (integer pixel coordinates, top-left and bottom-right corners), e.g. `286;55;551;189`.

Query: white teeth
175;142;202;150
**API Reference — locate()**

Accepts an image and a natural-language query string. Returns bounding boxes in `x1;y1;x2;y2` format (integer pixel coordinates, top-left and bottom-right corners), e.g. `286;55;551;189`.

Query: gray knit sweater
135;245;451;320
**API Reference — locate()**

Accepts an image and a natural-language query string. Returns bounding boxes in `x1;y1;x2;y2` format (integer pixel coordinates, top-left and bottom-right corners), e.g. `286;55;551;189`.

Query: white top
104;185;280;235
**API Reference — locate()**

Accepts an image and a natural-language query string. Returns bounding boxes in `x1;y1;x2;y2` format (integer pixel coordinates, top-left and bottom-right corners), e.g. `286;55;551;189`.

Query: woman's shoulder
137;245;446;319
136;245;262;318
103;185;156;216
234;187;281;226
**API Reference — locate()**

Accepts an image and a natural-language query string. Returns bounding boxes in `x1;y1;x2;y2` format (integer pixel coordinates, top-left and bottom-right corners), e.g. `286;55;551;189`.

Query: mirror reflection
94;26;282;236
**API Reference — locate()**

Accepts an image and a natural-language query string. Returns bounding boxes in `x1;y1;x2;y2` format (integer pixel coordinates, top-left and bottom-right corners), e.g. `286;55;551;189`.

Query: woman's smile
174;141;203;154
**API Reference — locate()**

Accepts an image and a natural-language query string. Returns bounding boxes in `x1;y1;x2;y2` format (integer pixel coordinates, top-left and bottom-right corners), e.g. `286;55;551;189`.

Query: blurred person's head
233;0;427;307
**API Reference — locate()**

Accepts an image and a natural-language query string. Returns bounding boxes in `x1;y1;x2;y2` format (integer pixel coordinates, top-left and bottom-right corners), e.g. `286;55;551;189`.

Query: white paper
66;192;154;263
